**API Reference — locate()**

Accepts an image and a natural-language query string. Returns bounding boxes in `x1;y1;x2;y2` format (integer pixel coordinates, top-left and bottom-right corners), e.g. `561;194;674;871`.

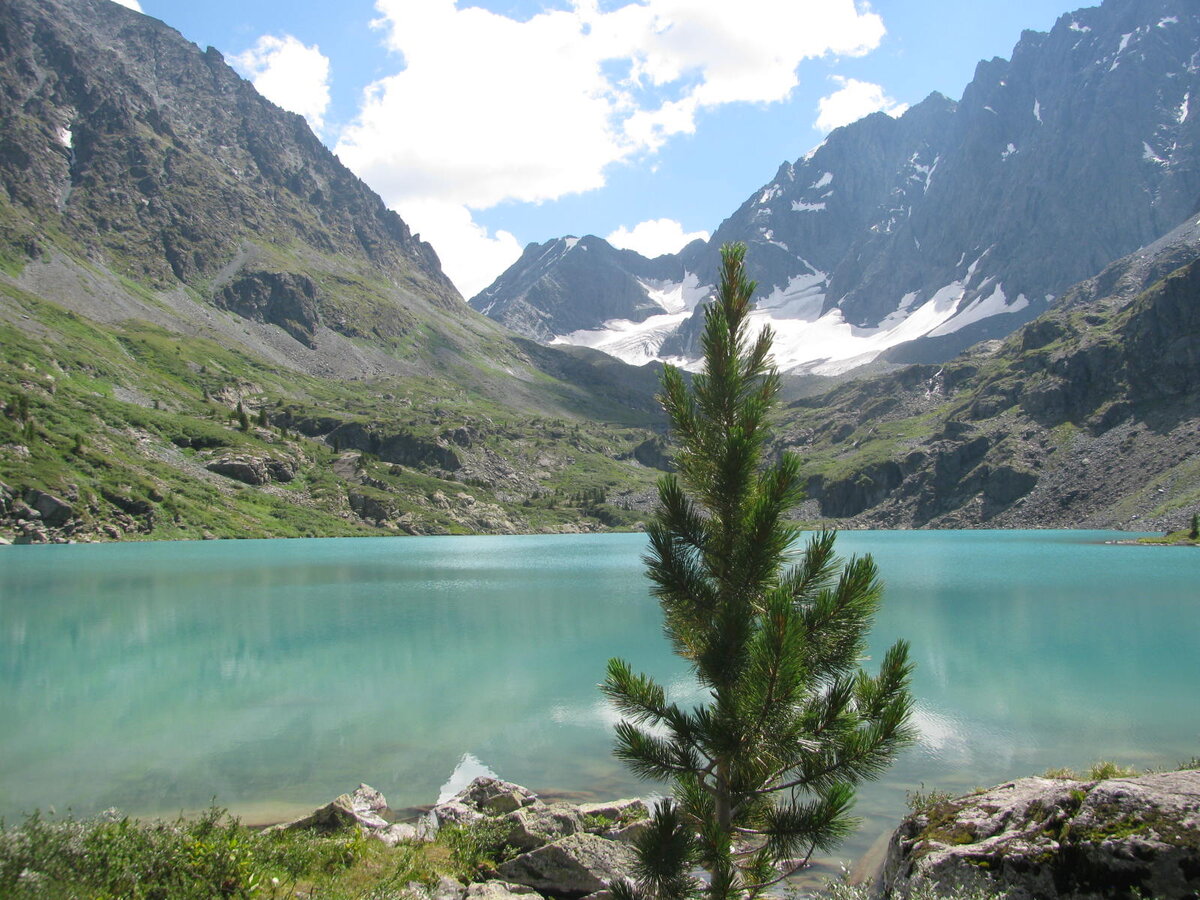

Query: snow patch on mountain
755;270;827;320
553;308;697;367
638;272;707;315
929;283;1029;337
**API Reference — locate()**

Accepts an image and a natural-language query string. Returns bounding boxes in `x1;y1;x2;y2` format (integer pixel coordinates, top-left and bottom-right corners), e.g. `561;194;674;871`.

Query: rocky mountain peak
1;0;461;342
471;0;1200;377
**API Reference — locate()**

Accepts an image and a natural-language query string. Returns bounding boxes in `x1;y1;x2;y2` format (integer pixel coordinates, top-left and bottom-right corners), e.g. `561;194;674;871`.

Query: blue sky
122;0;1076;297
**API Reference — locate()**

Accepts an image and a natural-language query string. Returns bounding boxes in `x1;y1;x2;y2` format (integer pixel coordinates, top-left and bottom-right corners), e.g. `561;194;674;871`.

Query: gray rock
577;799;649;827
422;800;485;839
265;458;297;483
464;882;540;900
205;455;269;485
26;490;73;527
497;833;638;896
407;876;467;900
13;522;48;544
375;822;419;846
603;820;652;846
455;777;541;815
881;769;1200;900
273;783;391;833
501;803;583;851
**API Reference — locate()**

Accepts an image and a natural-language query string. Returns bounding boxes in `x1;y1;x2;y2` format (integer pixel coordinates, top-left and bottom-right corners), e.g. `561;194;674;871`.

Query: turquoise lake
1;530;1197;870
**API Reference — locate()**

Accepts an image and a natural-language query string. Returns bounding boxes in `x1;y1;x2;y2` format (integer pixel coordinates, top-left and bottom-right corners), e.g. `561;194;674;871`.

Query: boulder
205;455;269;485
455;777;541;815
422;800;486;839
273;783;391;833
881;769;1200;900
497;833;638;897
26;490;73;527
501;803;583;851
265;458;297;483
464;882;540;900
375;822;420;847
406;875;467;900
13;522;48;544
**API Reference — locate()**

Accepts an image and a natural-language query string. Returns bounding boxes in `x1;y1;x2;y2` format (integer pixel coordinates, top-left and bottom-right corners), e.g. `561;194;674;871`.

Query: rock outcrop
881;769;1200;899
282;777;647;900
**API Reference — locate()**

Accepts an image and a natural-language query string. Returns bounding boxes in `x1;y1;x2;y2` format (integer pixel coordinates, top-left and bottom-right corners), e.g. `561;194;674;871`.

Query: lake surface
1;531;1197;872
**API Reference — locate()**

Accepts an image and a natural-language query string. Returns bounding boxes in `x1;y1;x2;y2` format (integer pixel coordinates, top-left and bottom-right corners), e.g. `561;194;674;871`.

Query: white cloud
815;76;907;132
111;0;142;10
401;199;522;298
607;218;709;258
336;0;887;294
232;35;332;135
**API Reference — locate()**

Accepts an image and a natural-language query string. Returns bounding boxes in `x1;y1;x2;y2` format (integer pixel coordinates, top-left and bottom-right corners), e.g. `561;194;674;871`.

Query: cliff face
0;0;674;544
778;216;1200;530
472;0;1200;375
0;0;459;340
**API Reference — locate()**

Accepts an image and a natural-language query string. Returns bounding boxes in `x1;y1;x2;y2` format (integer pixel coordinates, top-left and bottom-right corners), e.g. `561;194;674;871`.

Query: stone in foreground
497;832;638;896
273;783;390;833
881;769;1200;899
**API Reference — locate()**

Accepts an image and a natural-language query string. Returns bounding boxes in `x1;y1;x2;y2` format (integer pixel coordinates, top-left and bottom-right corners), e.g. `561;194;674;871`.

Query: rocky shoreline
272;769;1200;900
270;777;648;900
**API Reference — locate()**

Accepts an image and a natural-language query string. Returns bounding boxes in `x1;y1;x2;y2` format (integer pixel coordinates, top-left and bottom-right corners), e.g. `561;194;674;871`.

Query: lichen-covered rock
421;800;485;839
464;882;540;900
501;803;583;851
496;833;638;896
455;777;541;816
881;769;1200;899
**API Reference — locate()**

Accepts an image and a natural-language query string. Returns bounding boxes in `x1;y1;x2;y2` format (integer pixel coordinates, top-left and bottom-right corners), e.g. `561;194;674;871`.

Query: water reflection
1;531;1197;869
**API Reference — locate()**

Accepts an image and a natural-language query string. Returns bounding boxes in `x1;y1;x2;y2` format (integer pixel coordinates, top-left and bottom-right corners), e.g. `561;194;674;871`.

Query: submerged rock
881;769;1200;899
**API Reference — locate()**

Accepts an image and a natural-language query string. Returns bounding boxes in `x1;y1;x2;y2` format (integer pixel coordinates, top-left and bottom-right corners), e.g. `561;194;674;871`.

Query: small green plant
1190;513;1198;541
907;785;957;815
815;873;1009;899
1087;761;1138;780
1042;760;1140;781
438;817;514;878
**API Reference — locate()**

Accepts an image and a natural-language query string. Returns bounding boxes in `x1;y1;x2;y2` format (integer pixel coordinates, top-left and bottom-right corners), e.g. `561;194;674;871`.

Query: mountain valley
1;0;1199;542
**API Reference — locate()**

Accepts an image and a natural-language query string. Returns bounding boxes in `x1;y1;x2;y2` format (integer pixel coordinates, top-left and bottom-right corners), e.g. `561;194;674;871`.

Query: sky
116;0;1077;298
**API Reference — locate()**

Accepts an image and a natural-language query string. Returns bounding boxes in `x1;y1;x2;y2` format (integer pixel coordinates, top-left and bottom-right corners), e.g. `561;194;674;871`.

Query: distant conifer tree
604;243;915;900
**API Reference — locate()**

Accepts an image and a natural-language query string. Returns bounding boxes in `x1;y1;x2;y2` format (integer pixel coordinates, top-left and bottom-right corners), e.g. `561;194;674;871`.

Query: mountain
775;212;1200;530
471;0;1200;376
0;0;668;543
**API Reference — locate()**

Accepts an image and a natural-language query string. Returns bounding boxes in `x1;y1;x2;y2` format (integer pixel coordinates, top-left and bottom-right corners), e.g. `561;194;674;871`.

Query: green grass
0;807;523;900
0;285;662;541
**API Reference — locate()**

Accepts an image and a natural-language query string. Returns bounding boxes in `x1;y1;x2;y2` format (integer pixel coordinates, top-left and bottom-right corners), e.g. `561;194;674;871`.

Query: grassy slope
0;270;664;542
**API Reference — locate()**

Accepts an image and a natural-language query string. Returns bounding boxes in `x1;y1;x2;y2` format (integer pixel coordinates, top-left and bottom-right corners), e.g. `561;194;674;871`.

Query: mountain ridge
0;0;671;543
471;0;1200;377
